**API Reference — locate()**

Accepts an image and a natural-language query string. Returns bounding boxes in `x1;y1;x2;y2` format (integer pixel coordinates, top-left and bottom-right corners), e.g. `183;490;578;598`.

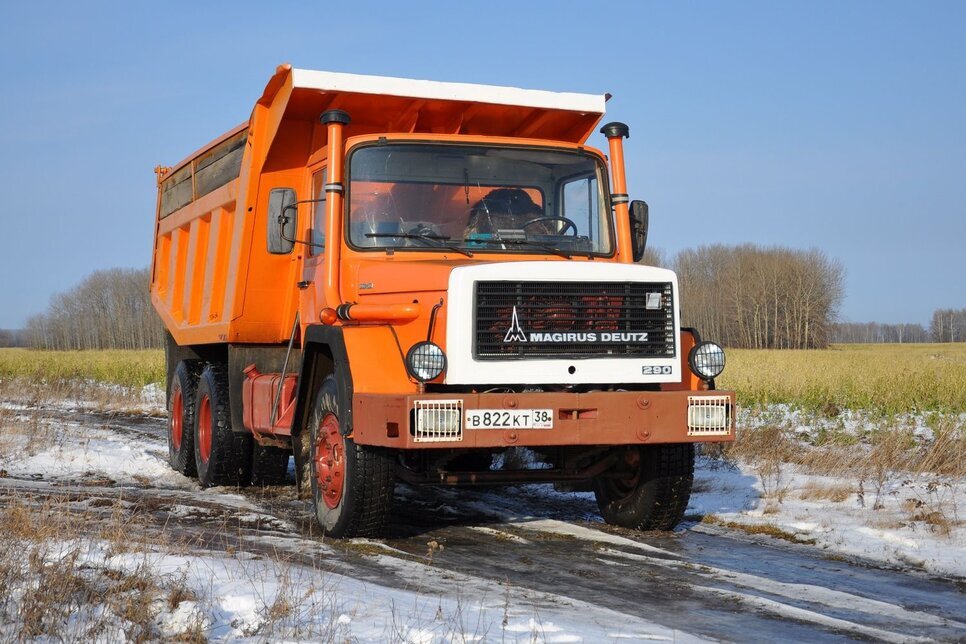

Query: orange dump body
151;65;611;349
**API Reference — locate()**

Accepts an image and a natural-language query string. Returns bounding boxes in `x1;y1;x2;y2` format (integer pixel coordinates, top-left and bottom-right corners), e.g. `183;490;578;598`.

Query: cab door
298;166;327;327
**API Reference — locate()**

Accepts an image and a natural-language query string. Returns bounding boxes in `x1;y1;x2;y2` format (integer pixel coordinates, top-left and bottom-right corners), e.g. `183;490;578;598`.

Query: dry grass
723;424;793;500
0;496;190;642
0;375;156;418
0;348;164;389
701;515;817;545
718;413;965;536
798;482;854;503
721;343;966;414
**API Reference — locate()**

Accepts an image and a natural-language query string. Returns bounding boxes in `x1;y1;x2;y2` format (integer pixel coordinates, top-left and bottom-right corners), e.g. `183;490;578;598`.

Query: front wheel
309;375;394;537
593;444;695;531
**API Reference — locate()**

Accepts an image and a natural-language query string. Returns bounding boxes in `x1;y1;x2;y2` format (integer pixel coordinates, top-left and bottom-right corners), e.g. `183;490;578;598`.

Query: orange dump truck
151;65;735;537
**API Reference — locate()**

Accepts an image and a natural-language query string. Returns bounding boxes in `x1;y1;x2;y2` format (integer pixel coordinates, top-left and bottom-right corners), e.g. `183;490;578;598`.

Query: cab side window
310;169;327;254
561;174;601;246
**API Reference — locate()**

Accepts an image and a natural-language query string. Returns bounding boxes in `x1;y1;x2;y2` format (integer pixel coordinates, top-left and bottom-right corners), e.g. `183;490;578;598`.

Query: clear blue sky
1;1;963;328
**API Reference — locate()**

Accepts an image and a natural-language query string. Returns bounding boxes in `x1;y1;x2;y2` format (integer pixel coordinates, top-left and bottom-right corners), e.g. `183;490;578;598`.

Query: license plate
465;409;554;430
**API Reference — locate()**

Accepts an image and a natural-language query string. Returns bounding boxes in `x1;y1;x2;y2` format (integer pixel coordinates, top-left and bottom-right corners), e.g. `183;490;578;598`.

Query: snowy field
0;383;963;642
690;406;966;580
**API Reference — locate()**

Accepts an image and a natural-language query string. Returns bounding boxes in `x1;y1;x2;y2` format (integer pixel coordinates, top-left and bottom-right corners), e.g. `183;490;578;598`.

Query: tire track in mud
2;404;965;642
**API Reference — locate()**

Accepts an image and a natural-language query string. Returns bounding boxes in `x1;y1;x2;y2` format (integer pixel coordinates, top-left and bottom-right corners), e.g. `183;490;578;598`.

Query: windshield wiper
365;232;473;257
462;237;573;259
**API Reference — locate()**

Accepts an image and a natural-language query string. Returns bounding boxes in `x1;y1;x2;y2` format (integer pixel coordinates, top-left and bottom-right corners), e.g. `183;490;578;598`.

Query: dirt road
2;405;964;642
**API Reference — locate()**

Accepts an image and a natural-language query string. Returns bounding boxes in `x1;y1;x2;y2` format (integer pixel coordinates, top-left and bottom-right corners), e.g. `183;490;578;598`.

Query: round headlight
406;342;447;382
688;342;726;381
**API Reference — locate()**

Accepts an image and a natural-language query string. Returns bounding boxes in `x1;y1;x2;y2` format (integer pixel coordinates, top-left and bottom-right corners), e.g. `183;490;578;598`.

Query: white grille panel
413;400;464;443
687;395;732;436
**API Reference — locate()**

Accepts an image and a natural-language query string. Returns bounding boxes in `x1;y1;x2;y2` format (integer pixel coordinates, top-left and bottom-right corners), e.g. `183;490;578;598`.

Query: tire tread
594;443;695;531
195;362;252;487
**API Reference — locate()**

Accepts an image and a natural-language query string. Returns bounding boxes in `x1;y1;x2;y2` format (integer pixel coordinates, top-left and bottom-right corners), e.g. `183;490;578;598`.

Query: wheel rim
314;413;345;509
198;394;212;463
171;386;183;451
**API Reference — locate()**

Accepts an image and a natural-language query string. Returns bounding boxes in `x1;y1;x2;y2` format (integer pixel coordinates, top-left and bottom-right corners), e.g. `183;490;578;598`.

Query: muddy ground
1;404;964;642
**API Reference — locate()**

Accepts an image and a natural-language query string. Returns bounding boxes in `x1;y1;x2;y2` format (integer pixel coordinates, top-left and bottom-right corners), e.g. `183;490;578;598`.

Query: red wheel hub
198;394;212;463
171;387;183;451
314;413;345;509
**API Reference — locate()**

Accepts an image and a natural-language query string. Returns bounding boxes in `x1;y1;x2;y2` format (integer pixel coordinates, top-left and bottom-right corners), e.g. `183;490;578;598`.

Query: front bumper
351;389;735;449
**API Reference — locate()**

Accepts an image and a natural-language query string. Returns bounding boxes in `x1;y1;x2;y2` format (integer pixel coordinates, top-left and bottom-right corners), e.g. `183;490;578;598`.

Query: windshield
347;144;612;256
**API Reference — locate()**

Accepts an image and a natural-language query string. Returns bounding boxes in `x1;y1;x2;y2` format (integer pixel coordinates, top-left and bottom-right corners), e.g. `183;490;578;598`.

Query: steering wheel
521;216;578;236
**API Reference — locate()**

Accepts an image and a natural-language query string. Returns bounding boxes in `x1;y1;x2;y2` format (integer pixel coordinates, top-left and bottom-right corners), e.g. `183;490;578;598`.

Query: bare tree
674;244;844;349
930;308;966;343
24;267;164;350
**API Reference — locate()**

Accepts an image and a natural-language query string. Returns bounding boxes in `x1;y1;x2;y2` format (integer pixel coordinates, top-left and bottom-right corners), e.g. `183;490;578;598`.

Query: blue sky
1;1;963;328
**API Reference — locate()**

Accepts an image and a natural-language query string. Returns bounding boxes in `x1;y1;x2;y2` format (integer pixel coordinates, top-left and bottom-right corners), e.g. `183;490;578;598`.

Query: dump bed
151;65;606;347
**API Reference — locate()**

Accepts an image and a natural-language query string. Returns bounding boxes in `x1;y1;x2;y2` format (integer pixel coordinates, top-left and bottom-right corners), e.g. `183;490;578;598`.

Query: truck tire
309;375;394;537
593;443;694;531
193;363;252;488
250;444;290;486
167;360;201;476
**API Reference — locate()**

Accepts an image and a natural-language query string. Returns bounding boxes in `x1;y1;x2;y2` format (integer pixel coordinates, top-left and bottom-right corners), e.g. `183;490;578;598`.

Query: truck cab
152;65;734;537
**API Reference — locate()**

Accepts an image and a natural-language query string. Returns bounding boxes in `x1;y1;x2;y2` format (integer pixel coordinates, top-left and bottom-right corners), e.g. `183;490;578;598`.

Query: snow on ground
0;381;166;417
684;404;966;579
688;458;966;579
0;393;701;642
738;403;965;444
0;411;188;488
1;386;964;640
3;537;699;643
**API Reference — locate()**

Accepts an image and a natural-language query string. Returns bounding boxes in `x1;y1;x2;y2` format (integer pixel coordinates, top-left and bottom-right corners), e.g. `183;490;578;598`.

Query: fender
291;324;354;438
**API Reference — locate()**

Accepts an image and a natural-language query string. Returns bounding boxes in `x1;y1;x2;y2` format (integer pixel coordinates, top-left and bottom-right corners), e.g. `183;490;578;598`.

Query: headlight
406;342;447;382
688;342;726;380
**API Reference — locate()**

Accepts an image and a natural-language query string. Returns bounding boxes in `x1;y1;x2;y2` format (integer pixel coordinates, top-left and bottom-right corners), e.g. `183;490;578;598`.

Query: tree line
23;267;165;350
0;329;28;348
929;308;966;343
826;310;965;344
830;322;930;344
8;257;961;352
653;244;846;349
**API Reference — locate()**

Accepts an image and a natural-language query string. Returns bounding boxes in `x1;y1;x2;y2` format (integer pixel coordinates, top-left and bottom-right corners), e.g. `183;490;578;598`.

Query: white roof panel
291;68;606;115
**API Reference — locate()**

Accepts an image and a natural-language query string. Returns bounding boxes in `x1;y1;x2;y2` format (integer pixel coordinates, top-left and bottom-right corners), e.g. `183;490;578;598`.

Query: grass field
0;349;163;389
719;343;966;414
1;343;964;414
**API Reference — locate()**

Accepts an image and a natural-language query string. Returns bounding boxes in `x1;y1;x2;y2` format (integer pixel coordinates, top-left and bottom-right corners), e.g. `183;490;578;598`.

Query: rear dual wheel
167;360;201;475
251;443;290;486
168;359;292;487
193;363;252;487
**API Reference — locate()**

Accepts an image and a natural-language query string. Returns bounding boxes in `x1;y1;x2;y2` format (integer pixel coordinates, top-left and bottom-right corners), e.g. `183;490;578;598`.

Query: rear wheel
593;443;695;531
193;363;252;487
251;443;291;486
167;360;201;476
309;375;394;537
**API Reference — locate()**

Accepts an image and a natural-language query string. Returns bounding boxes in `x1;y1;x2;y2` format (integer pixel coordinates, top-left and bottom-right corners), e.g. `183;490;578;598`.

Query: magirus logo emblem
501;306;650;344
503;306;528;343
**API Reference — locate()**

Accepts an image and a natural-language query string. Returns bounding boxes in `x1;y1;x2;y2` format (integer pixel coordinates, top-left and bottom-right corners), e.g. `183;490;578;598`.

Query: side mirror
267;188;297;254
629;200;649;263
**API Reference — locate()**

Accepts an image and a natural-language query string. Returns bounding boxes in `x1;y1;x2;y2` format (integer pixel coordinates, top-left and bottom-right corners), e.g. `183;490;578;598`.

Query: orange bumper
351;390;736;449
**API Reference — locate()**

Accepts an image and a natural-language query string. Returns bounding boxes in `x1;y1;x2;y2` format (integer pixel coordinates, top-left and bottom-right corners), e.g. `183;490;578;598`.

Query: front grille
474;281;675;360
